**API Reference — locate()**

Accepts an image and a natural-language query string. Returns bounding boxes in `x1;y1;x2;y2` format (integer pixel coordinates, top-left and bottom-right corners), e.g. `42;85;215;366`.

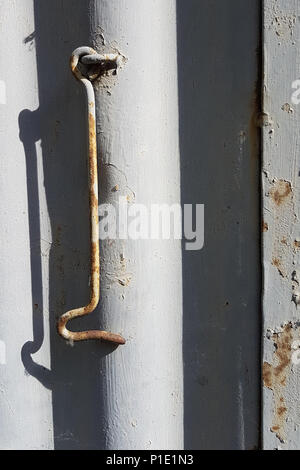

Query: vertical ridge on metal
57;47;125;345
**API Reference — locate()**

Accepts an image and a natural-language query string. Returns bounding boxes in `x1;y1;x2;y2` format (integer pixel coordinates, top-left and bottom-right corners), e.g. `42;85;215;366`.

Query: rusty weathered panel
263;0;300;450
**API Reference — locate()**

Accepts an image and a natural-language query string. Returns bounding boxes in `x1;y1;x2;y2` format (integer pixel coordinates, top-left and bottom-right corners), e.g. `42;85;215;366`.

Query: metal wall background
0;0;261;449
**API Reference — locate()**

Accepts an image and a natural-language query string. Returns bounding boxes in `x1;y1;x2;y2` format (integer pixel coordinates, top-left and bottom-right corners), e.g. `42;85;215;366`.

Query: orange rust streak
262;221;269;232
262;324;293;443
91;242;100;276
270;180;292;206
71;330;126;344
262;362;273;389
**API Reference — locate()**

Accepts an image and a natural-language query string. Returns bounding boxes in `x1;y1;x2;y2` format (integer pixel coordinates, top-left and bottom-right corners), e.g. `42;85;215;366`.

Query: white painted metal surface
0;0;53;449
90;0;183;450
263;0;300;451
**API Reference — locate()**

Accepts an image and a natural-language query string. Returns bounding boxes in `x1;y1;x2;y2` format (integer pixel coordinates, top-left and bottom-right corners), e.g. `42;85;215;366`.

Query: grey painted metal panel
0;0;111;450
0;0;262;450
89;0;183;450
1;0;183;450
262;0;300;451
0;0;53;450
27;1;104;450
177;0;261;450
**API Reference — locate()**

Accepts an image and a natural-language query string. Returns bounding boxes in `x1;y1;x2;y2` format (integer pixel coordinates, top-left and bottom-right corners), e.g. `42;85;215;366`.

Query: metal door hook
58;47;125;345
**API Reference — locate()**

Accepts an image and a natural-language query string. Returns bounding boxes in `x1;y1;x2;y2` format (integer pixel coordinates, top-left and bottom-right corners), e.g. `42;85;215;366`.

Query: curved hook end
57;312;126;346
70;46;97;80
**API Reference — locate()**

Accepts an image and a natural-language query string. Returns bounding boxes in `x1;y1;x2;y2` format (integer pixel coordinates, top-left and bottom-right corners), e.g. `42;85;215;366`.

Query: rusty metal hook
57;47;125;345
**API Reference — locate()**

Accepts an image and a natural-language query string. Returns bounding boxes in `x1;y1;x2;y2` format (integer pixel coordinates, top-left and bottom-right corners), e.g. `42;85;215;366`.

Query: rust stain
90;192;98;209
263;324;293;443
269;179;294;280
262;221;269;232
277;405;287;417
294;240;300;249
262;363;272;389
272;257;280;268
89;113;97;181
272;257;285;277
88;113;99;219
270;180;292;206
91;241;100;275
89;113;96;141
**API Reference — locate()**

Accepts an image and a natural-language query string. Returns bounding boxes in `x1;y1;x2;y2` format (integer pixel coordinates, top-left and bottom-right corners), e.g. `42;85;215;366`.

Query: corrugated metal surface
0;0;263;450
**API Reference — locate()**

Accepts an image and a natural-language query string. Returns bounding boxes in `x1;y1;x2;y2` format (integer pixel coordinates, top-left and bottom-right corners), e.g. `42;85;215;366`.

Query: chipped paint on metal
263;0;300;450
263;324;293;443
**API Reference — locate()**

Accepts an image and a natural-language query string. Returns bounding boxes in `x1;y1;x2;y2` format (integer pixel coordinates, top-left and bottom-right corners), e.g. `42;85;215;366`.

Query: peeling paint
263;324;294;443
270;180;292;207
266;2;297;40
264;178;296;282
263;221;269;232
272;257;285;277
281;103;294;114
